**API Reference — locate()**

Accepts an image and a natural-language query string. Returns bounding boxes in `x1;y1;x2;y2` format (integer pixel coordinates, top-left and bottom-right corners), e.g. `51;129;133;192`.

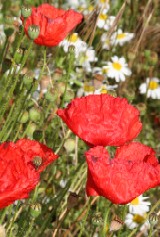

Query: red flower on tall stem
22;3;83;47
0;139;58;209
57;94;142;147
86;142;160;204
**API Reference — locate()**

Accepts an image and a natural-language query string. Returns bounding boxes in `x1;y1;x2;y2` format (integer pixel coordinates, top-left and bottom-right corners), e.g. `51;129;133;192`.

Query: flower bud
29;107;41;122
91;212;103;226
144;50;151;59
109;215;123;231
19;111;29;123
26;123;37;138
28;25;40;40
21;5;32;18
30;203;42;218
64;139;75;153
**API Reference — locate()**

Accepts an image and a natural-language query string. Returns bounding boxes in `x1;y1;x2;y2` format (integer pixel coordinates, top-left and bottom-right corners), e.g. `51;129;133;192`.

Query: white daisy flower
59;33;87;58
101;33;111;50
78;49;98;72
111;29;134;46
97;0;110;10
104;16;116;31
97;9;109;28
106;56;131;82
128;195;151;214
139;77;160;99
94;83;118;94
125;213;149;230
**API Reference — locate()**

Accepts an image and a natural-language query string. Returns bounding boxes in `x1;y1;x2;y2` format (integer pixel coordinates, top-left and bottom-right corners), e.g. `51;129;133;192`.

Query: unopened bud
29;107;41;122
64;139;75;153
136;103;146;116
21;5;32;18
110;216;124;231
19;111;29;123
28;25;40;40
26;123;37;138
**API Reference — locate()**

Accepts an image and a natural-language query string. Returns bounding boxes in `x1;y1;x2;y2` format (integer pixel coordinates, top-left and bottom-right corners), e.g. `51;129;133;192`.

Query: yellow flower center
88;5;94;11
148;81;158;90
99;13;108;20
69;33;79;42
130;197;140;205
100;86;108;94
84;84;94;92
100;0;109;3
117;33;126;40
133;214;146;224
112;62;122;71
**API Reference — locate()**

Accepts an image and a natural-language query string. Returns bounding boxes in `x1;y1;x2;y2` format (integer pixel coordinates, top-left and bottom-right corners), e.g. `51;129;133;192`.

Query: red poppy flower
57;94;142;147
22;3;83;47
86;142;160;204
0;139;58;209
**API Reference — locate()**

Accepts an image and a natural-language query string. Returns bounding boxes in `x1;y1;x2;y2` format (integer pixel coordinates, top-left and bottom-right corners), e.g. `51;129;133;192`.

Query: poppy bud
30;203;42;218
26;123;37;138
32;156;43;169
14;49;23;64
29;107;41;122
21;5;32;18
28;25;40;40
149;212;158;225
19;111;29;124
64;139;75;153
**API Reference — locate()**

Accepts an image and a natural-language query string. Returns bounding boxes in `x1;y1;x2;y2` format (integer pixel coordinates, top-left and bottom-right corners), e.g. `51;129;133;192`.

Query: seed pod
28;25;40;40
30;203;42;218
149;212;158;225
21;5;32;18
32;156;43;169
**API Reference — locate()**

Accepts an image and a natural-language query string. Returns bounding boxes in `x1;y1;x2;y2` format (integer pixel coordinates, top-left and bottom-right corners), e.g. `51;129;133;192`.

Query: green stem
60;51;75;108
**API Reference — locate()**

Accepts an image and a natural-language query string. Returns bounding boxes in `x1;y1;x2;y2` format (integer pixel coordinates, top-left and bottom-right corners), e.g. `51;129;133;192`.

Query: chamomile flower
104;16;116;31
101;33;111;50
78;49;98;72
111;29;134;46
59;33;87;58
139;78;160;99
125;213;150;230
97;0;110;10
128;195;151;214
97;9;109;28
106;56;131;82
